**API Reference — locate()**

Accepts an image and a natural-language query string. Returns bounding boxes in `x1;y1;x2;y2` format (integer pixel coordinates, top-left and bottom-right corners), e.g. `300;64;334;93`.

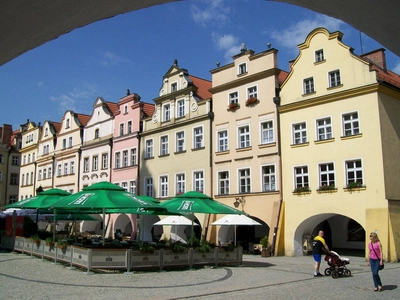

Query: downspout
271;92;283;256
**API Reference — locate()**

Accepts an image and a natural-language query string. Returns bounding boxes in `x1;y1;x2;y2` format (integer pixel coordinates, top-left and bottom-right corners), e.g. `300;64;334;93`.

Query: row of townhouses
1;28;399;261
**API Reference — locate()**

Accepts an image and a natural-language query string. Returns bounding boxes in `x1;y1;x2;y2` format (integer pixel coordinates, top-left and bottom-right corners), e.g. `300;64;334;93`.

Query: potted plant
317;184;337;192
228;102;240;110
260;236;271;257
293;186;311;194
45;237;55;248
140;244;155;254
346;181;364;190
56;240;67;251
172;242;185;253
224;243;235;252
196;242;211;253
245;97;259;106
31;234;41;246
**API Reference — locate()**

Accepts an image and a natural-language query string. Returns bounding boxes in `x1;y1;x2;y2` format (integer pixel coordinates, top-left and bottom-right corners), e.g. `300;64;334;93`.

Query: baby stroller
324;250;351;279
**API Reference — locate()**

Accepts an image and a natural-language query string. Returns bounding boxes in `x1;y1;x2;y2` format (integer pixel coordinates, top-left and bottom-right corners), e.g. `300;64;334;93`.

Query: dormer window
45;128;48;136
315;49;324;62
238;63;247;75
66;119;70;128
171;82;177;92
124;105;128;114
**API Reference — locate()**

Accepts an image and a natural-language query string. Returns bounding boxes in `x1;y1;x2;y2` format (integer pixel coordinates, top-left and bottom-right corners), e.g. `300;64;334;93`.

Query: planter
261;249;271;257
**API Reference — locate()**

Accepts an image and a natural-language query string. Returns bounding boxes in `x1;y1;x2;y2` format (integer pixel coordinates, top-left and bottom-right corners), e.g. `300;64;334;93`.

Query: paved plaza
0;251;398;299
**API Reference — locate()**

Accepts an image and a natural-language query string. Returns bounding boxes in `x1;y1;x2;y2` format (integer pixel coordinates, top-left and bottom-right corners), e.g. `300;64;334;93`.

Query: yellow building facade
279;28;400;261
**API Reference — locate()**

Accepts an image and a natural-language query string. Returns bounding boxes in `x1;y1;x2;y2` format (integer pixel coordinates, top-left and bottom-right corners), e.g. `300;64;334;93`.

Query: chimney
360;48;387;71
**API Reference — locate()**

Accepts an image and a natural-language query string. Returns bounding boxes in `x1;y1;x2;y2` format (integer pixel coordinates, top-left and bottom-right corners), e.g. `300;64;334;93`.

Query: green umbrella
46;213;98;221
3;188;71;209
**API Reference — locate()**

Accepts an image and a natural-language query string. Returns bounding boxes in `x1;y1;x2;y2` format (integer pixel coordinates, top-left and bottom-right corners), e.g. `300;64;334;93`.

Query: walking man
312;230;330;277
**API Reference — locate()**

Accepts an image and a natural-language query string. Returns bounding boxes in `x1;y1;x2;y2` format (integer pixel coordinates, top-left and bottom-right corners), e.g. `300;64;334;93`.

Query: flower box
293;186;311;194
245;97;259;106
227;103;240;110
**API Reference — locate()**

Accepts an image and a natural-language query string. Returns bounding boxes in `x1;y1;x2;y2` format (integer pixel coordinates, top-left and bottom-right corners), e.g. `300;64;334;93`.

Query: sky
1;0;399;130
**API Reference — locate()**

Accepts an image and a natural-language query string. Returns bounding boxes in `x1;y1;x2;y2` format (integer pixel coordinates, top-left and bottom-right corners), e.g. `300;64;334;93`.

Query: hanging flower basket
245;97;259;106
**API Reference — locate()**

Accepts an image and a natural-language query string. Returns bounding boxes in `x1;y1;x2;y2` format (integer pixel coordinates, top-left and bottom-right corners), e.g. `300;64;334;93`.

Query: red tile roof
189;75;212;100
51;121;61;134
142;102;155;118
105;101;119;116
76;114;90;126
373;66;400;90
278;70;289;86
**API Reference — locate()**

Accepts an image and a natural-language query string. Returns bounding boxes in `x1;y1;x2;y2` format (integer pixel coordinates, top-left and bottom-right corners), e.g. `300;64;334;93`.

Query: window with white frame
262;165;276;191
95;129;99;139
130;181;136;194
12;156;19;165
115;152;121;168
315;49;324;62
329;70;341;87
92;155;98;171
160;176;168;197
62;139;66;149
84;157;89;172
238;125;250;148
64;163;68;175
30;172;33;184
38;170;42;181
176;173;185;195
45;128;48;136
102;153;108;169
261;121;274;144
160;135;169;156
123;150;128;167
145;177;153;197
345;159;363;186
293;122;307;144
294;166;309;189
176;131;185;152
43;168;47;179
238;62;247;74
229;91;239;104
48;167;52;178
343;112;359;136
68;137;72;148
171;82;177;92
26;173;29;184
217;130;228;152
21;174;24;185
121;182;128;191
120;123;124;136
66;119;70;128
239;168;251;193
177;99;185;117
146;140;154;158
127;121;132;134
218;171;229;195
303;77;314;94
247;86;257;99
70;161;75;174
193;127;203;149
163;104;171;122
319;163;335;188
193;171;204;192
130;148;137;166
316;117;332;140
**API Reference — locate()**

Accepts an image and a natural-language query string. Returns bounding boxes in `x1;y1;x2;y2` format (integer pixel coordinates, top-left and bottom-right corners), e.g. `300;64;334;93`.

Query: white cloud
393;62;400;74
270;15;344;51
191;0;231;26
50;84;97;114
212;32;241;63
100;51;131;67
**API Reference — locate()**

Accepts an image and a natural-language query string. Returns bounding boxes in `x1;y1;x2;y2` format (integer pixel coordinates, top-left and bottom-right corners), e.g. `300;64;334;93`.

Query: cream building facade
279;28;400;261
209;45;288;250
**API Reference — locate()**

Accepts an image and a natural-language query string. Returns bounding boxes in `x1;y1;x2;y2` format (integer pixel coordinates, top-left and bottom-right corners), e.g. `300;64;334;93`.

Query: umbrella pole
52;209;56;242
102;208;106;246
234;225;237;247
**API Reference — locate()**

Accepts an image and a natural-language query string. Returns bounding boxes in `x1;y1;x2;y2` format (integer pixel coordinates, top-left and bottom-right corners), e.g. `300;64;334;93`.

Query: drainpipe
203;109;214;242
271;93;282;256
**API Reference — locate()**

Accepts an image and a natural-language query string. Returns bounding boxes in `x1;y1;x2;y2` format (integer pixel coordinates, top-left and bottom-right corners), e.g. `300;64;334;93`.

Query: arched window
95;129;99;139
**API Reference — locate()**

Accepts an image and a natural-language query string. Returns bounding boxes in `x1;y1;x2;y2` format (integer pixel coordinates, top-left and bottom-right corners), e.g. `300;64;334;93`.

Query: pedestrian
367;232;383;292
312;230;330;277
115;229;122;241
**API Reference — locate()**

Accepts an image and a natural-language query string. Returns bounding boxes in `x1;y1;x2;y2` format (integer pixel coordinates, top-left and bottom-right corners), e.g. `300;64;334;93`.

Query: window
21;174;24;185
163;104;171;122
92;155;98;171
130;181;136;194
28;154;30;163
115;152;121;168
193;171;204;192
130;148;137;166
64;163;68;175
176;132;185;152
176;173;185;195
123;150;128;167
84;157;89;172
30;172;33;184
329;70;341;87
48;167;52;178
127;121;132;134
171;82;177;92
26;173;29;184
145;140;154;158
43;168;47;179
238;125;250;148
261;121;274;144
102;153;108;169
121;182;128;191
315;49;324;62
70;161;75;174
239;168;251;193
66;119;70;128
193;127;203;149
45;128;48;136
62;139;66;149
238;63;247;74
10;174;18;185
262;165;276;191
68;137;72;148
124;105;128;114
9;195;17;204
38;170;42;181
343;112;359;136
33;153;35;162
160;176;168;197
12;156;19;165
229;92;239;104
95;129;99;139
346;159;363;185
145;178;153;197
303;77;314;94
218;171;229;195
0;154;3;163
317;117;332;140
217;130;228;152
120;123;124;136
177;99;185;117
160;136;169;156
293;122;307;144
294;166;309;189
319;163;335;188
247;86;257;99
23;156;26;165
